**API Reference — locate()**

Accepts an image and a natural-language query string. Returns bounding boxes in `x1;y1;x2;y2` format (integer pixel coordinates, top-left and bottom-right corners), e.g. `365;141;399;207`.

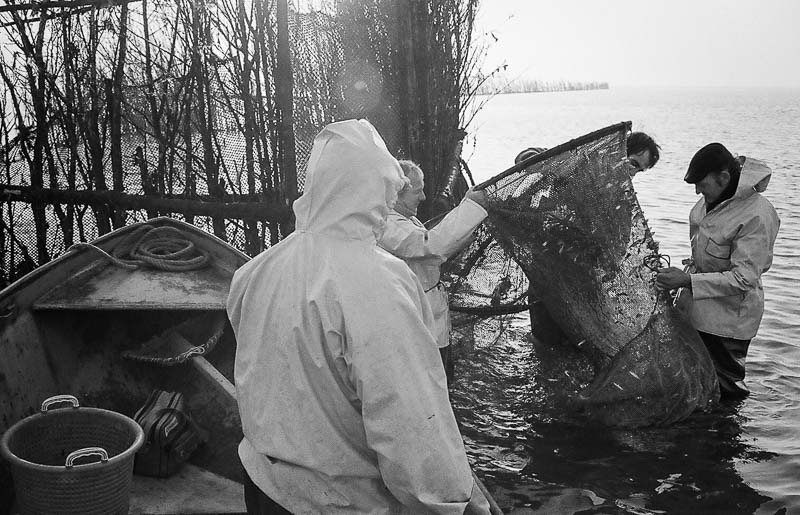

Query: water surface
458;87;800;514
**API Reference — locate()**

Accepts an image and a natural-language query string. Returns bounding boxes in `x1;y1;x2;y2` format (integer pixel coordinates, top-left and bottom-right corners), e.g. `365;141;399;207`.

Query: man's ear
717;169;731;187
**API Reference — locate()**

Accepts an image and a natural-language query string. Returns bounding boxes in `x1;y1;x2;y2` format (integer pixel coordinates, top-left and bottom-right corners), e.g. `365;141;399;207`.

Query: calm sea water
455;87;800;514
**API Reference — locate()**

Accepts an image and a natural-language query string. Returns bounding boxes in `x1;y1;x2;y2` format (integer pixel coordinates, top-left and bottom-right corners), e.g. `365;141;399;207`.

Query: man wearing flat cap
656;142;780;398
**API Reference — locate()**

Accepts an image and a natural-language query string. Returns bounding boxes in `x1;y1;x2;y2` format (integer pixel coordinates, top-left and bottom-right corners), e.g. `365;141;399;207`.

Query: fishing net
445;122;718;426
484;123;660;356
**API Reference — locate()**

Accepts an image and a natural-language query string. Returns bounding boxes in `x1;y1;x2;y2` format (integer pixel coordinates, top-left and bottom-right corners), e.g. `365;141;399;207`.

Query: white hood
293;119;407;242
735;156;772;196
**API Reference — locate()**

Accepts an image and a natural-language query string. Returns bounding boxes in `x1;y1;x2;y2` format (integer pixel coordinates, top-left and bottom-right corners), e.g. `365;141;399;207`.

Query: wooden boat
0;216;250;514
0;216;504;514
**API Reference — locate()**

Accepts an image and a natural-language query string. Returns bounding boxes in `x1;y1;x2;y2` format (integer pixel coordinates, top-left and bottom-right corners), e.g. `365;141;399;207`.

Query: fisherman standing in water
379;160;489;382
228;119;492;513
656;143;780;398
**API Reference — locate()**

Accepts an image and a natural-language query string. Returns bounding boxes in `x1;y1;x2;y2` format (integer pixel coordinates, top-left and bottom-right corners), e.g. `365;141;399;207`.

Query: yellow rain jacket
379;201;487;348
687;157;780;339
227;120;489;514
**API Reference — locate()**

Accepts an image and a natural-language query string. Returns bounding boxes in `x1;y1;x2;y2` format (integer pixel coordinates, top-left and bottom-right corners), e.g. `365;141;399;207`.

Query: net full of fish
448;122;718;427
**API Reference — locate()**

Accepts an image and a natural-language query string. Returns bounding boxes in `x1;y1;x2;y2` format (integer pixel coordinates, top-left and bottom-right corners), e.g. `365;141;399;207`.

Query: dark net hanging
445;123;719;427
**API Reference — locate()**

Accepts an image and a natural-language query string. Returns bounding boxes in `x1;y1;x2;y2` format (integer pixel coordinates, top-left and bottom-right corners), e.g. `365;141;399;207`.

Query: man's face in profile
626;149;652;177
396;172;426;216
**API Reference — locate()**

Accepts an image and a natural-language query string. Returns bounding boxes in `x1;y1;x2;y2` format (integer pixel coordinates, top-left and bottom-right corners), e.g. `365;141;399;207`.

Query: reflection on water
451;318;775;514
459;87;800;513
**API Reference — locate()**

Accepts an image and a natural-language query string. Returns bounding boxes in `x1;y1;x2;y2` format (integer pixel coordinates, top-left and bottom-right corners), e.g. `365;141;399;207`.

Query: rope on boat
69;224;210;272
122;315;226;366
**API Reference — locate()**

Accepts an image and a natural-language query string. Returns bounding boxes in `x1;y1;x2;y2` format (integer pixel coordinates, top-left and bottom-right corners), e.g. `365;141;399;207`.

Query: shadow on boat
0;217;250;514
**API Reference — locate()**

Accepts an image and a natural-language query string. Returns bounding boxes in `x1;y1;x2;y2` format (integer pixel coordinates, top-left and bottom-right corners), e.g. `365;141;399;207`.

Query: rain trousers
227;119;489;514
378;201;487;348
686;157;780;339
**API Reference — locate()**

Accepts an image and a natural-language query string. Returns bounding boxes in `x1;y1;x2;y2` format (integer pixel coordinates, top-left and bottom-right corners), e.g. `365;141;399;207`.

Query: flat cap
685;142;735;183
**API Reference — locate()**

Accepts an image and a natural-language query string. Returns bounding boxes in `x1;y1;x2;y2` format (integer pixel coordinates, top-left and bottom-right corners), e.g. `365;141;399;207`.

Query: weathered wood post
276;0;297;236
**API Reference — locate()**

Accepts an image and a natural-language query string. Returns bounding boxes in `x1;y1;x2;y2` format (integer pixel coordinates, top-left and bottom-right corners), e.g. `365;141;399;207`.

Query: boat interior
0;220;252;514
2;304;247;514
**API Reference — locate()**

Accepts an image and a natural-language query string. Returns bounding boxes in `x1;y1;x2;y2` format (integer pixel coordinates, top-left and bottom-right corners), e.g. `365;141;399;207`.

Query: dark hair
514;147;547;165
626;132;661;168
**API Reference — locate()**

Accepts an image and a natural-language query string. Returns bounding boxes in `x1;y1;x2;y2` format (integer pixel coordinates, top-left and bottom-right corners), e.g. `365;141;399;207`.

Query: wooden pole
0;184;293;223
474;122;631;191
275;0;297;204
472;471;504;514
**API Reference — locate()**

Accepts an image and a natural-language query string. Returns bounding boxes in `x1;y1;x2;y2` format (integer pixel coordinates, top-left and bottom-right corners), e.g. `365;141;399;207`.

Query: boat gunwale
0;217;251;313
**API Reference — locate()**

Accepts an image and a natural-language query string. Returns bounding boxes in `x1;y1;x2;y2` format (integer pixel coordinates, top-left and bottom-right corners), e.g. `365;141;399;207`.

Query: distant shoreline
476;80;609;96
487;87;609;95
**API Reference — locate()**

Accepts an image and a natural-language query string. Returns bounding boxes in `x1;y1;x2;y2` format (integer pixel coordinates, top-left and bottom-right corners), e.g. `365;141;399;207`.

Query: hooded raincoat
378;201;487;348
686;157;780;339
227;120;489;514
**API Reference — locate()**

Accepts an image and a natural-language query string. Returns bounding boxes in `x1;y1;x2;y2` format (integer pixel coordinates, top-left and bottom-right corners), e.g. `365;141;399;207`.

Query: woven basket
0;395;144;515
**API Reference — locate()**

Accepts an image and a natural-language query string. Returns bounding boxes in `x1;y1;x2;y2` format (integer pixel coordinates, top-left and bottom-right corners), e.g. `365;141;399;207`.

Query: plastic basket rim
0;405;145;472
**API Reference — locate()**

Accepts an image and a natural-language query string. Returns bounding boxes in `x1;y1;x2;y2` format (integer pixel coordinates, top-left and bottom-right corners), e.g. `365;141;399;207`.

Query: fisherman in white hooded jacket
378;160;488;379
227;119;491;514
656;142;780;398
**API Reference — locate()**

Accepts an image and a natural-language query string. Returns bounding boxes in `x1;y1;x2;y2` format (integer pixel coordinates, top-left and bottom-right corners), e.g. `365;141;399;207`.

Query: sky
475;0;800;88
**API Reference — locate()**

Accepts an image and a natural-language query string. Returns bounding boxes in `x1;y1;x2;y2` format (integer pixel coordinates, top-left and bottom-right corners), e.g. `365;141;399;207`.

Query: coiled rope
69;224;210;272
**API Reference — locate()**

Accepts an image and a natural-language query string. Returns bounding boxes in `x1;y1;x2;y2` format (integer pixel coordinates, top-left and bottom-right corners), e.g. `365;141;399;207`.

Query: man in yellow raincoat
657;142;780;398
227;119;492;514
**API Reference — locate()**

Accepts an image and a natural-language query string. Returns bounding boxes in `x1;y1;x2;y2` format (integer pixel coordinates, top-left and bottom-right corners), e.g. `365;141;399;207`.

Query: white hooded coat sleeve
379;199;487;265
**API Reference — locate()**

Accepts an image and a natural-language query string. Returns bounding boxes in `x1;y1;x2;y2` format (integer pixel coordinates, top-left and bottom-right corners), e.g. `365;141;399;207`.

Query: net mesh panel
289;8;343;190
446;224;529;315
445;123;718;426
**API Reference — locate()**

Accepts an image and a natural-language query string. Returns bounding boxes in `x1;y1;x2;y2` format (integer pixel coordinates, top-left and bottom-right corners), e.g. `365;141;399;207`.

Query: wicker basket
0;395;144;515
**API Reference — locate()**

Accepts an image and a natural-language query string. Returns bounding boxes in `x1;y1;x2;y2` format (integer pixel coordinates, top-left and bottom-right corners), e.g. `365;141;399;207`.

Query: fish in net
446;122;719;427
